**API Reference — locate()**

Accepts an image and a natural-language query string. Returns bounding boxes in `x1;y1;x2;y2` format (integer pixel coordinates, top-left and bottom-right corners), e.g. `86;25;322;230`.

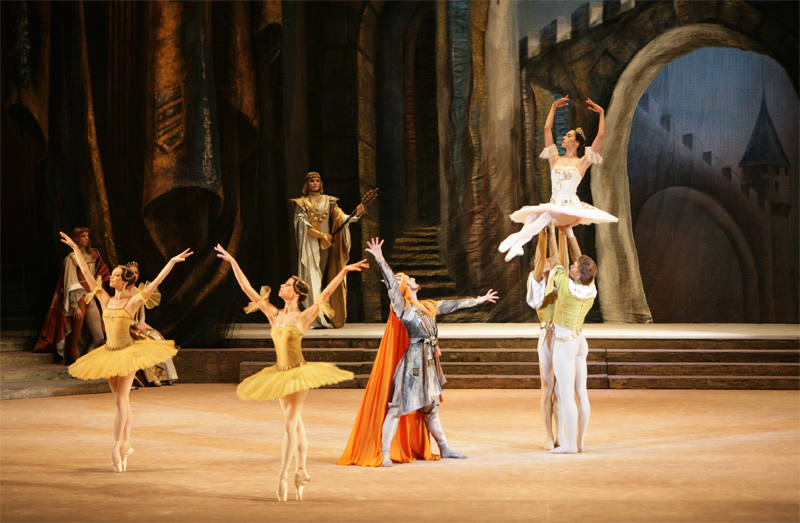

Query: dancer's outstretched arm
215;244;277;317
544;96;569;149
59;231;109;307
586;98;604;154
548;225;562;269
319;259;368;305
531;231;548;283
559;225;582;262
544;97;570;169
139;249;192;301
126;249;192;315
298;258;369;331
365;237;407;317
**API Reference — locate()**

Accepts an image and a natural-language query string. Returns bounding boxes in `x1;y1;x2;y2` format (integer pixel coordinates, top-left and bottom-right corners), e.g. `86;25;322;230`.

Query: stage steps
0;334;110;400
203;341;800;390
390;226;487;323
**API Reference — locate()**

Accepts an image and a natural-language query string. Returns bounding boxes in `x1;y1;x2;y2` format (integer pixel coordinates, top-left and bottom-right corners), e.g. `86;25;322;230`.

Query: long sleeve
436;298;478;316
532;230;547;282
567;235;582;261
548;229;562;270
378;260;406;318
527;272;547;309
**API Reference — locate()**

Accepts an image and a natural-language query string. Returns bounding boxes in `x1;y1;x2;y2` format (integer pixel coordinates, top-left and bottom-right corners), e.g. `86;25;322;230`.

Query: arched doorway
634;187;759;322
374;1;439;242
594;23;799;322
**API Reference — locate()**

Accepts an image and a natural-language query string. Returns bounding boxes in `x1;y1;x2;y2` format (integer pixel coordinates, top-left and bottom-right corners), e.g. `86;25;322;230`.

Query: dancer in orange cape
337;313;438;467
340;237;498;467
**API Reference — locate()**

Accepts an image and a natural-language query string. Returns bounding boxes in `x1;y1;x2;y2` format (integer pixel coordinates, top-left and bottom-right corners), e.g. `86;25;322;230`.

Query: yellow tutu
69;339;178;380
237;362;354;401
68;306;177;380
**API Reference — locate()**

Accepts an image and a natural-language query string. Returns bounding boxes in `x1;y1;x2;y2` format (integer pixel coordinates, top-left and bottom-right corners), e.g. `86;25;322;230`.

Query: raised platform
172;323;800;389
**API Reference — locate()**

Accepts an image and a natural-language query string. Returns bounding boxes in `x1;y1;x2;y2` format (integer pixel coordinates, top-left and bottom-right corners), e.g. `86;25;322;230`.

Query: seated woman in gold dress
60;232;191;473
214;243;367;502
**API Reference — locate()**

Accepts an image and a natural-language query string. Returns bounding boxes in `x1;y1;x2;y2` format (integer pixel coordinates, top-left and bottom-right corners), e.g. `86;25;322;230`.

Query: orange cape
337;313;440;466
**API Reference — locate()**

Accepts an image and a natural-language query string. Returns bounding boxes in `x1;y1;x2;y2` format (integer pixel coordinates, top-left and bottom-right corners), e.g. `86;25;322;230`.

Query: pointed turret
739;95;791;171
739;95;792;216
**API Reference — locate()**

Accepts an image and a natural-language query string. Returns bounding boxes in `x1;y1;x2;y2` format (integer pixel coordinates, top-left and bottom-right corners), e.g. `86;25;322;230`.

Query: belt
554;330;581;343
539;320;553;330
276;362;305;371
105;342;133;352
410;337;438;346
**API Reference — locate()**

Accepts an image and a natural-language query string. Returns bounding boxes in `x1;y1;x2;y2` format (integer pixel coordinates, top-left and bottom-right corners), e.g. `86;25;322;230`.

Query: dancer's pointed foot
504;244;524;262
381;451;393;467
111;442;123;473
294;468;310;501
549;445;577;454
498;234;518;254
277;470;288;502
440;446;467;459
120;441;133;472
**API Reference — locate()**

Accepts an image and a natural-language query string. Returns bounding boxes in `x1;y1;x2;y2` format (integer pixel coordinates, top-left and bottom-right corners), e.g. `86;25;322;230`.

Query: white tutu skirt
509;200;618;226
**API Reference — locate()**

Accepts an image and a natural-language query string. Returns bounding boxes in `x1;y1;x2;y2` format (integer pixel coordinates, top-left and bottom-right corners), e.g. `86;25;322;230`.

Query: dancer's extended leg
108;372;135;471
575;335;591;453
380;405;401;467
537;328;557;450
423;405;466;459
551;334;579;454
499;213;552;261
277;389;308;500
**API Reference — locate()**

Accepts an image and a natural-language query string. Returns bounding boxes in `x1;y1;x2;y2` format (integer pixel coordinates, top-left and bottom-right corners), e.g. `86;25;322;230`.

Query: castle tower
739;94;795;321
739;94;792;216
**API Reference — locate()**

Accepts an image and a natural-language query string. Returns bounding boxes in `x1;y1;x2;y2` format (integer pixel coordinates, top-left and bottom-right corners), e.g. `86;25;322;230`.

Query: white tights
498;213;552;261
551;327;590;454
537;327;558;449
278;389;309;476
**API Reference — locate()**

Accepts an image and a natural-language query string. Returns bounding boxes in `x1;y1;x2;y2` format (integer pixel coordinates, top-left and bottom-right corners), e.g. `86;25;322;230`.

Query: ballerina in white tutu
499;96;618;261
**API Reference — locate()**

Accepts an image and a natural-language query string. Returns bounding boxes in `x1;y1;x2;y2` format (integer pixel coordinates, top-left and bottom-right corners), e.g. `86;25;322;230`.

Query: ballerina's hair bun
291;276;310;301
116;265;138;287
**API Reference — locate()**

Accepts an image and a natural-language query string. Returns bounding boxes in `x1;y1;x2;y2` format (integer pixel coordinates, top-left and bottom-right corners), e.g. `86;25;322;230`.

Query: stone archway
594;23;792;323
634;186;759;322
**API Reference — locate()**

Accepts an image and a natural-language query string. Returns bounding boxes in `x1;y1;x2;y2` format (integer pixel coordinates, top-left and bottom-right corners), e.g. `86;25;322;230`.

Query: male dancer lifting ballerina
545;225;596;454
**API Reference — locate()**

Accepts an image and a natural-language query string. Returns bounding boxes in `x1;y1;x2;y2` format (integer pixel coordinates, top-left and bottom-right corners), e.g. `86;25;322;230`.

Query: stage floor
227;323;800;340
1;386;798;522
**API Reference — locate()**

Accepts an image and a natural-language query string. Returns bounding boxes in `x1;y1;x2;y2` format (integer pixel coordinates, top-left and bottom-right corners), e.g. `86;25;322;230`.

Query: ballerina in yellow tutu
214;243;366;502
60;231;192;472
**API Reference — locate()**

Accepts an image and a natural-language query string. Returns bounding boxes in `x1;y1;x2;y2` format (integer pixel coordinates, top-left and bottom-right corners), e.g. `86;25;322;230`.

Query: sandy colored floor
1;385;798;522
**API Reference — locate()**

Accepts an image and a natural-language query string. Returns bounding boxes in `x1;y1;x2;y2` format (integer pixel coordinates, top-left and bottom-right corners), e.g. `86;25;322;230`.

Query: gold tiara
575;128;586;141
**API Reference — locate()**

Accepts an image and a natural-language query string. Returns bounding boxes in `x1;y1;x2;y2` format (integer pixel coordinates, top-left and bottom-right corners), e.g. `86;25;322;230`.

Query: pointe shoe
504;244;524;262
111;444;123;473
294;469;311;501
120;442;134;472
498;234;518;254
276;472;288;502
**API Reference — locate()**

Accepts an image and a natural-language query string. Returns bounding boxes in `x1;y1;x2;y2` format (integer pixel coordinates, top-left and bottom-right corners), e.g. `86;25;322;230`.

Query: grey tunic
378;260;478;415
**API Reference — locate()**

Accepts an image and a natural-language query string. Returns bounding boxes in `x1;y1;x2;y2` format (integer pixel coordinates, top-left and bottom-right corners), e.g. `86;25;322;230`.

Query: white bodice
550;164;582;206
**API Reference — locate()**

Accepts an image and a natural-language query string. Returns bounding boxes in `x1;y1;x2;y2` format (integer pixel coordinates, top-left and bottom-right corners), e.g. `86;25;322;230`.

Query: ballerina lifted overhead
499;97;618;262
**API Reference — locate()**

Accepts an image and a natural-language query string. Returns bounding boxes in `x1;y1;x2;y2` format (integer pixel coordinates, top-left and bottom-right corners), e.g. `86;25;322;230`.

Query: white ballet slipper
504;243;524;262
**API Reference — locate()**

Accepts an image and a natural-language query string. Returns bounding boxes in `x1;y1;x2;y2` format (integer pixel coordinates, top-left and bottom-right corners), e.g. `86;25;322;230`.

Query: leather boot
424;407;466;459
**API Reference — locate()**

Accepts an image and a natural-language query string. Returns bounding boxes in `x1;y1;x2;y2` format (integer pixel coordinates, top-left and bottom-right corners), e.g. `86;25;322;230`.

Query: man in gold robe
290;172;363;328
